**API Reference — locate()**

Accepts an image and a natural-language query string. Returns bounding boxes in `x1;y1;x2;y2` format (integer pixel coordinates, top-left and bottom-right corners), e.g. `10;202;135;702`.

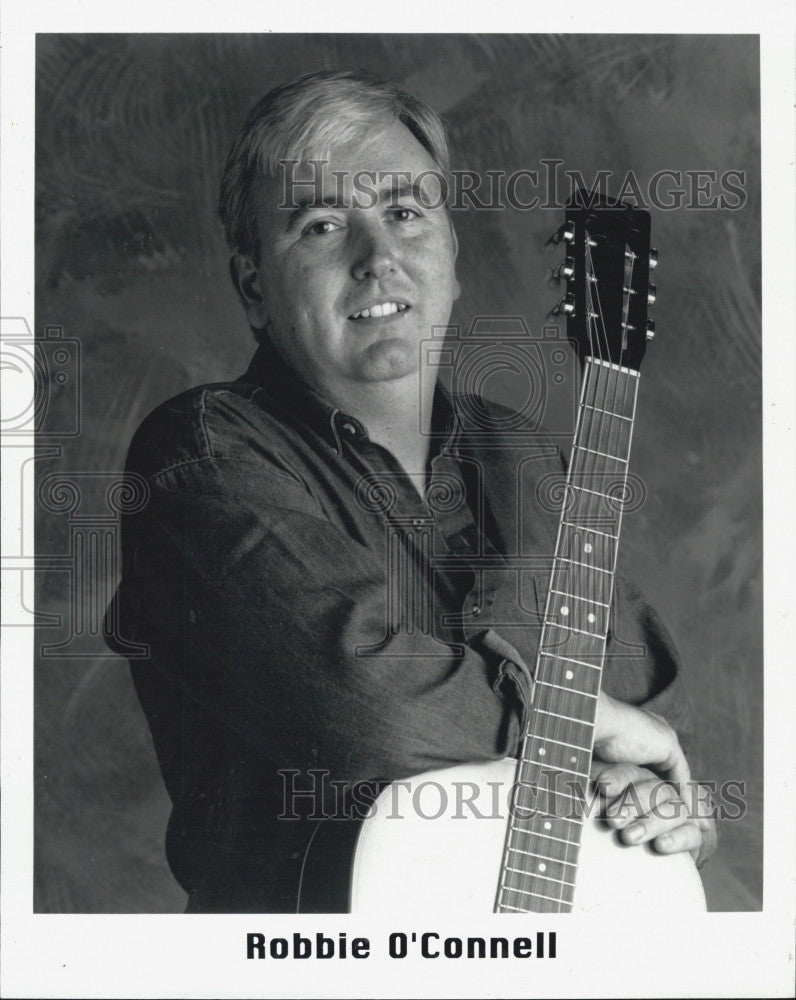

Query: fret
509;823;580;849
544;620;602;640
557;529;616;558
531;712;595;763
507;846;577;869
545;604;609;639
500;884;572;908
533;687;601;724
504;866;576;890
528;732;591;754
575;416;633;463
583;365;639;418
560;494;622;536
557;556;611;575
540;621;606;662
569;482;625;503
587;357;640;378
583;403;632;422
550;588;609;609
536;679;598;701
536;707;596;728
519;754;591;780
498;894;571;914
520;741;592;780
547;567;612;610
573;443;628;464
517;758;589;783
561;522;617;542
509;811;586;846
536;659;602;702
540;651;602;671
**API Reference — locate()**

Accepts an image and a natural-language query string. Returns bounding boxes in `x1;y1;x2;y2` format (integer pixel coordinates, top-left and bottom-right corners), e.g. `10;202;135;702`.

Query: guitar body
348;759;706;914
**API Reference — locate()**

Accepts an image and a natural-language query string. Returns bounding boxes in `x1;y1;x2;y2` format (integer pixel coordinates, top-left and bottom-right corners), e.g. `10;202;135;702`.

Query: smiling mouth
349;302;410;320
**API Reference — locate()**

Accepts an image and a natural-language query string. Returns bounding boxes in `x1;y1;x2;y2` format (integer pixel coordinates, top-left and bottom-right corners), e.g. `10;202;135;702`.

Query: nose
350;222;397;281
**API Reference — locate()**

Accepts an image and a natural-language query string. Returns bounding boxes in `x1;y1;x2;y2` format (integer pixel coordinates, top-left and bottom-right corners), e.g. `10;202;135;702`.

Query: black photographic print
2;16;793;1000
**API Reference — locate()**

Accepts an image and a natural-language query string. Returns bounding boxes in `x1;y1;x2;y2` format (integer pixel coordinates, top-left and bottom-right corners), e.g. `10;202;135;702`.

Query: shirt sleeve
112;445;524;790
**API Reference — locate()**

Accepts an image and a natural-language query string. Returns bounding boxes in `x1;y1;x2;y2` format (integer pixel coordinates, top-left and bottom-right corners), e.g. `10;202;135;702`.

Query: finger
592;762;656;799
656;731;691;791
652;821;704;858
620;800;693;844
605;778;680;829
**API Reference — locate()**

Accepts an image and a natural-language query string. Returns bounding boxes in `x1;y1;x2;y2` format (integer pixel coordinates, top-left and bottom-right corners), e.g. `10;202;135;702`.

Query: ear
230;254;269;330
449;220;462;303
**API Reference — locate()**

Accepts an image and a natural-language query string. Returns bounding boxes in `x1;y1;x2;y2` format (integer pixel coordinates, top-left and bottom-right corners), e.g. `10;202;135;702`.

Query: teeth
352;302;408;319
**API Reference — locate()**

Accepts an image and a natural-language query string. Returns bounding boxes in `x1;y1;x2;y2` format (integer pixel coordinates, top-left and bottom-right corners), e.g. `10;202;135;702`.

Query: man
106;69;716;913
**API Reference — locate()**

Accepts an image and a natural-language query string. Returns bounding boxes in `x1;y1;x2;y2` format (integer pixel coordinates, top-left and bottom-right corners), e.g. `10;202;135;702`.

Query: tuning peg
647;284;657;305
553;292;576;316
556;256;575;279
547;220;576;246
645;320;656;341
648;248;658;270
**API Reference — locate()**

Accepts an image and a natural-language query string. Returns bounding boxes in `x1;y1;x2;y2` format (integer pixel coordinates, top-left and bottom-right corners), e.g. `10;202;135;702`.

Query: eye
303;219;342;237
389;206;420;222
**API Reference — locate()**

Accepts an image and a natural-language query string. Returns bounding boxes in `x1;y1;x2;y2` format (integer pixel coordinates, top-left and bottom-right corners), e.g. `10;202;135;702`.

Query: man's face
236;117;460;399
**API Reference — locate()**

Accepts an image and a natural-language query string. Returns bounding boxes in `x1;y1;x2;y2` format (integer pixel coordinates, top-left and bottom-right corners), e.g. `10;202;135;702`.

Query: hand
592;692;718;868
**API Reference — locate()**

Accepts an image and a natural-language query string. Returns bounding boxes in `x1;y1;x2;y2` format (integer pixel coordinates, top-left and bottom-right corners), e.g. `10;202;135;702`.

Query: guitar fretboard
496;357;640;913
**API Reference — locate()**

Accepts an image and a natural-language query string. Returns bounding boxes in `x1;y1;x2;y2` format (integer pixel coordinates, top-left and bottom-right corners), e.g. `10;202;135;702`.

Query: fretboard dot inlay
565;670;574;680
584;543;593;553
587;613;596;623
539;863;547;872
544;821;552;830
561;606;569;616
538;747;546;756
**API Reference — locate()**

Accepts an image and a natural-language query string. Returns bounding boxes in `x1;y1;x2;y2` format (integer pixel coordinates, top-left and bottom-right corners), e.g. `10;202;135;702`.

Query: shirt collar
239;338;460;456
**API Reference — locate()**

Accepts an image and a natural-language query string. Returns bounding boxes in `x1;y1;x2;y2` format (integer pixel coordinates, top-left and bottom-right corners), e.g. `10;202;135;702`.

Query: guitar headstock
550;188;656;372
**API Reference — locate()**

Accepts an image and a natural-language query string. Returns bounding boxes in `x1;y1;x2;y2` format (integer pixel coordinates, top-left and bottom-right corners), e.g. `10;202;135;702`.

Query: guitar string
510;233;606;911
524;232;606;911
504;225;641;912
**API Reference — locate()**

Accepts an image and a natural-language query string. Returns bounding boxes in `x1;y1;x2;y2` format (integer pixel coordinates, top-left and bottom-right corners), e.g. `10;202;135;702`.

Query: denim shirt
106;340;696;912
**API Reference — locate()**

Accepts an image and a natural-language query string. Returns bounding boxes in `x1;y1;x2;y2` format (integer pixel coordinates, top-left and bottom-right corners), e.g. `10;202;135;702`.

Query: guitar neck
496;357;640;913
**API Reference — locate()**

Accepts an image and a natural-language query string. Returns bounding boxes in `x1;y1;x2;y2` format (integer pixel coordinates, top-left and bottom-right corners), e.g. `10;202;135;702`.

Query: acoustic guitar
299;192;706;915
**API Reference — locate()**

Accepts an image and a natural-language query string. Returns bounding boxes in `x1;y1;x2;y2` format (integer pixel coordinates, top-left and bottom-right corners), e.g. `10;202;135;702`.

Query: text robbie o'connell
246;930;557;961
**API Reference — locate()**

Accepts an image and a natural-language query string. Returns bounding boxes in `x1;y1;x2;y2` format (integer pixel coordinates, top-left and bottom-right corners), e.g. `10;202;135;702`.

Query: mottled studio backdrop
34;34;761;911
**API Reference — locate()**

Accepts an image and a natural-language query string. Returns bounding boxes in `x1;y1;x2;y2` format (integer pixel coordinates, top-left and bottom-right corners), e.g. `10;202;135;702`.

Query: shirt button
342;422;356;435
471;604;482;617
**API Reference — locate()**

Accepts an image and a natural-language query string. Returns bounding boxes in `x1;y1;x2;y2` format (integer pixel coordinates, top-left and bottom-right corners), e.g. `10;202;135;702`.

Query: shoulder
125;377;296;483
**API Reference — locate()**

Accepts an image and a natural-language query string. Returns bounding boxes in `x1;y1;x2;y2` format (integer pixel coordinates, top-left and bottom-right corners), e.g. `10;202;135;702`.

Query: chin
355;339;419;382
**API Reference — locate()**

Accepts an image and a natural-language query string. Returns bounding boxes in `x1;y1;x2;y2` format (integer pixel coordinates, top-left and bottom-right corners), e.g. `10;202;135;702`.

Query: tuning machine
552;291;576;317
624;247;658;270
547;255;575;285
645;320;656;341
546;219;576;246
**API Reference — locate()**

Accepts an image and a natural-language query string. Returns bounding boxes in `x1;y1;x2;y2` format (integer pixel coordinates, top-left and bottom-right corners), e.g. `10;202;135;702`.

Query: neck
321;372;438;478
